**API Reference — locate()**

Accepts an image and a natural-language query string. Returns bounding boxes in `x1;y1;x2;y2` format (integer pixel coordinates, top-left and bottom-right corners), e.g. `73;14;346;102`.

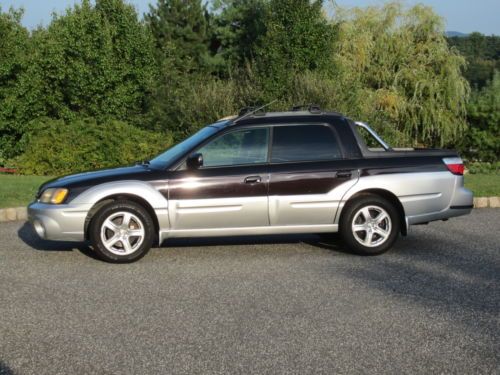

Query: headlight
39;188;69;204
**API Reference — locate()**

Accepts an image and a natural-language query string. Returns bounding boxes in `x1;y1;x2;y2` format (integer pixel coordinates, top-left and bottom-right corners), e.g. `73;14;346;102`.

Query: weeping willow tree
324;1;469;147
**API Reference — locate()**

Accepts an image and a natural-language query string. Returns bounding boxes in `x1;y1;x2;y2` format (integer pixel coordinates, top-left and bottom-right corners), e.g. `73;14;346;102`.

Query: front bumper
28;202;92;241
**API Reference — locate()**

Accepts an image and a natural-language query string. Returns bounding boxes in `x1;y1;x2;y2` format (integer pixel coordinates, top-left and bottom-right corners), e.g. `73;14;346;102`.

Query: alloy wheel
100;211;145;255
351;205;392;247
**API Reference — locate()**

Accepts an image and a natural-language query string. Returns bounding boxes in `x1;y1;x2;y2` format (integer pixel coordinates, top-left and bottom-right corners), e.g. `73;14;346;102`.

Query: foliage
209;0;268;74
145;0;221;138
1;0;495;173
148;73;242;139
458;71;500;162
255;0;335;99
447;33;500;89
26;0;156;123
146;0;211;72
15;118;172;175
287;71;409;146
466;162;500;175
0;7;30;161
330;2;470;147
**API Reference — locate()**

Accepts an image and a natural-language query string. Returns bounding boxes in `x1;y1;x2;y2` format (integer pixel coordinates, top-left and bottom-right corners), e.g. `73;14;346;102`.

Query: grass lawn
0;174;53;208
464;173;500;197
0;172;498;209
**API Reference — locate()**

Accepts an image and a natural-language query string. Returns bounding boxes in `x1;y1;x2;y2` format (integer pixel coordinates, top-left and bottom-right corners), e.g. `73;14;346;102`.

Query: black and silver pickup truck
28;108;473;262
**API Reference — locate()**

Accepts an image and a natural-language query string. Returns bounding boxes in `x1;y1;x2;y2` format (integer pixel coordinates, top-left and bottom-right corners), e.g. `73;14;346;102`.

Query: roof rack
290;103;322;114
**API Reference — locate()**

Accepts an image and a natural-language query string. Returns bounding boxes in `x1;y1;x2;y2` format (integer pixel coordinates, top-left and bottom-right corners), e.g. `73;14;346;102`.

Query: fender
72;180;170;232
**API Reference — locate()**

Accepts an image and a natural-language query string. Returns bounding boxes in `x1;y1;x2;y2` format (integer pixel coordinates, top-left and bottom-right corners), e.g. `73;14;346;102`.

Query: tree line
448;33;500;169
0;0;496;175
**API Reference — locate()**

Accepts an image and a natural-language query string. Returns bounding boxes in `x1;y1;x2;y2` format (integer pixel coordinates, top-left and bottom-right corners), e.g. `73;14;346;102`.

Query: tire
339;194;400;255
89;200;155;263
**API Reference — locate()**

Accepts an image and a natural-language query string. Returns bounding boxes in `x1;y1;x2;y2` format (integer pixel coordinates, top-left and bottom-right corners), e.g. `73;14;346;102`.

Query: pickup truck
28;108;473;263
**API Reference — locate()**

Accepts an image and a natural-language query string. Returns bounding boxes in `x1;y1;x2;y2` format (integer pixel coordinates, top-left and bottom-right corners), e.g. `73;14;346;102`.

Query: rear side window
271;125;342;163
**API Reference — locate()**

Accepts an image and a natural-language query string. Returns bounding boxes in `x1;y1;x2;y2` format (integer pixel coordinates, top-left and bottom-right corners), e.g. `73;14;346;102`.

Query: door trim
159;224;338;242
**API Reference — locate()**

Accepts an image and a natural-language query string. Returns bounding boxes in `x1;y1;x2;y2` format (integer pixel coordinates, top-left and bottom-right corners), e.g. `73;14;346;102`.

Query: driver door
168;127;270;231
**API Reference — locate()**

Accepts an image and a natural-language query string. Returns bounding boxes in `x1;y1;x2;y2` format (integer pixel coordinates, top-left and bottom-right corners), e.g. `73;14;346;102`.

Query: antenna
233;99;278;124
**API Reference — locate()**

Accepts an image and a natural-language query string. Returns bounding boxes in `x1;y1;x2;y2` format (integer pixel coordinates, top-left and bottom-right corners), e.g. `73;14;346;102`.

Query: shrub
14;117;172;175
466;161;500;175
458;71;500;163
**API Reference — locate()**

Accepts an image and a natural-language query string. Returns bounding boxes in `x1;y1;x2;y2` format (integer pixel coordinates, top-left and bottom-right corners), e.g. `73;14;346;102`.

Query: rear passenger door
268;124;358;226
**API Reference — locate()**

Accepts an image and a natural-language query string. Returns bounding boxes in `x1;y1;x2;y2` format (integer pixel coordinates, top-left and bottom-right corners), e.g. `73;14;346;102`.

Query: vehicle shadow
0;361;15;375
18;219;352;260
161;232;350;253
17;222;99;260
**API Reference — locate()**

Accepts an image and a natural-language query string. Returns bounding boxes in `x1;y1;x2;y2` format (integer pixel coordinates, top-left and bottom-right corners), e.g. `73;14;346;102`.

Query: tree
209;0;268;74
448;33;500;89
459;71;500;163
256;0;336;99
330;2;469;147
146;0;211;72
21;0;156;125
0;7;30;161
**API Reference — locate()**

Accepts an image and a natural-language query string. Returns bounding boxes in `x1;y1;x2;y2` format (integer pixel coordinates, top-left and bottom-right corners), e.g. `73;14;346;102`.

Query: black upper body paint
38;112;458;203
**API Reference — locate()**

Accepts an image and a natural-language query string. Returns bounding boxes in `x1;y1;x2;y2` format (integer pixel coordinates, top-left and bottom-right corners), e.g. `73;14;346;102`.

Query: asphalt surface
0;209;499;375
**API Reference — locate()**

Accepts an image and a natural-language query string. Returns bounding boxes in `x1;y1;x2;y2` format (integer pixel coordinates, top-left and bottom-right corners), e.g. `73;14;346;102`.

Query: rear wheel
89;200;155;263
340;195;400;255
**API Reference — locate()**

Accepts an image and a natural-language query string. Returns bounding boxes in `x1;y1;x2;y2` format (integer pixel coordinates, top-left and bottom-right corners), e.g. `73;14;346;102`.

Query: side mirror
186;153;203;169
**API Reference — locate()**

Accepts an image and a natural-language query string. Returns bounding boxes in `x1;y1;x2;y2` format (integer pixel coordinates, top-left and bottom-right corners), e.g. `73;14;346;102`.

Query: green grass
0;172;498;209
0;175;53;208
464;173;500;197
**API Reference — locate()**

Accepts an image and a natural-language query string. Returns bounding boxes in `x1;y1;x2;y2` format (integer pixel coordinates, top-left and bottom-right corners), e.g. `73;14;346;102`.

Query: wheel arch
84;194;161;241
339;188;407;236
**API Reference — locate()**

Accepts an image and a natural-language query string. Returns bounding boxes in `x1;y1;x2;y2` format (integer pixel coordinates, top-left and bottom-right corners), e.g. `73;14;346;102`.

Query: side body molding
71;180;170;234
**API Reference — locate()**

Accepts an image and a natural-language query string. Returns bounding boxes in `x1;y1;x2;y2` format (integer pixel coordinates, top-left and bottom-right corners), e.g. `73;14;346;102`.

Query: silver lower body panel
159;224;338;242
406;183;473;225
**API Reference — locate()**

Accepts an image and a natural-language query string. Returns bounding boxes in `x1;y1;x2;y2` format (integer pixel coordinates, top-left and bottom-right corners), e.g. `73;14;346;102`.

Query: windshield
149;126;220;169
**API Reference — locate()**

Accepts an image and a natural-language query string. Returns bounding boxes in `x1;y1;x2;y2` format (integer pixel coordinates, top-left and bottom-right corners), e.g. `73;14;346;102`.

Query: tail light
443;157;464;175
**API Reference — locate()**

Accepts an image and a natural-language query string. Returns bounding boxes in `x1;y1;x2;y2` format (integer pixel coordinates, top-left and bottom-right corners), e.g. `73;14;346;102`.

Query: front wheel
89;200;155;263
339;195;400;255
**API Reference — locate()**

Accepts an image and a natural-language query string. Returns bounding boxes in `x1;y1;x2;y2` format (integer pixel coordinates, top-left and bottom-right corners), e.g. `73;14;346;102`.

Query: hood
39;164;164;193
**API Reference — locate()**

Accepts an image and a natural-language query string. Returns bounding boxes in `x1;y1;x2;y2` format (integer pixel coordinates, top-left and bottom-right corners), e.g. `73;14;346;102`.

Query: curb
0;197;499;223
0;207;28;222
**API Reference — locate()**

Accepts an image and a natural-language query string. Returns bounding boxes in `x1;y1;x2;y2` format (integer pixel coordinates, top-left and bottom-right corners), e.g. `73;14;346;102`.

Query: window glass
149;126;219;169
271;125;341;162
197;128;269;167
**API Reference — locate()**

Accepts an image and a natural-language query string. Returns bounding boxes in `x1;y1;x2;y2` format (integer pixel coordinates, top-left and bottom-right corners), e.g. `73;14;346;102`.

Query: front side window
271;125;342;163
197;127;269;167
149;125;220;169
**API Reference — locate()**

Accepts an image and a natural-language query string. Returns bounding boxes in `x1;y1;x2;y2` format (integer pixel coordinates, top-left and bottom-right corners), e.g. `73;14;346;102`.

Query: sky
1;0;499;35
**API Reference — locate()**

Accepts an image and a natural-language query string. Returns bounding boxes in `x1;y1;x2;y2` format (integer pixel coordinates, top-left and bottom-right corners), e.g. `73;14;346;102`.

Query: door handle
244;176;262;184
337;171;352;178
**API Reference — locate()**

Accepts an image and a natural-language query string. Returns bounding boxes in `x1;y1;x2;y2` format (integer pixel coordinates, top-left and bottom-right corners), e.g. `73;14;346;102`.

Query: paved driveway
0;209;499;374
